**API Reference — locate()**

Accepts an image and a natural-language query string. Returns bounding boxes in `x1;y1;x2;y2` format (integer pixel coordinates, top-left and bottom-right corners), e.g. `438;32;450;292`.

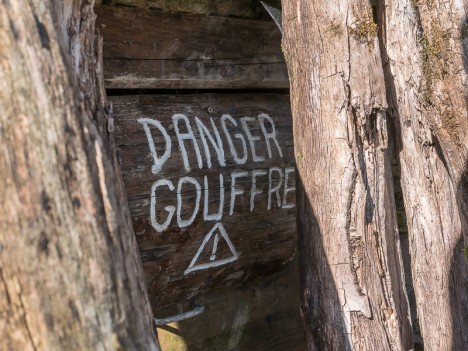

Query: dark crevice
375;0;423;349
349;105;374;225
104;57;285;63
370;0;378;24
106;88;290;96
431;133;453;181
34;14;51;50
344;167;363;295
391;154;423;350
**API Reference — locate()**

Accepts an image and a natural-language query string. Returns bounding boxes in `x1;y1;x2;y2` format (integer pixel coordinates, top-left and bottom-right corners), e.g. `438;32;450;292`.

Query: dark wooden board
157;258;306;351
110;93;296;308
96;5;289;89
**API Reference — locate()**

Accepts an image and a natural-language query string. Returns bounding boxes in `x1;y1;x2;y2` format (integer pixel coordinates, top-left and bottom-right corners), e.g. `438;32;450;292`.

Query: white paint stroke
282;167;296;208
138;118;172;174
177;176;201;228
221;114;247;165
195;116;226;168
268;167;283;209
250;169;267;211
184;222;238;275
210;234;220;261
258;113;283;158
150;179;176;232
241;116;265;162
227;303;251;351
230;171;248;215
203;174;224;221
172;113;203;171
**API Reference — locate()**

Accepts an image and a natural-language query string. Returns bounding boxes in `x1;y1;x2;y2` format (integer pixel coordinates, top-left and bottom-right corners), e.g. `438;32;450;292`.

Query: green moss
296;152;304;168
440;107;460;143
432;93;461;144
349;5;378;49
464;245;468;262
420;35;435;102
420;19;450;103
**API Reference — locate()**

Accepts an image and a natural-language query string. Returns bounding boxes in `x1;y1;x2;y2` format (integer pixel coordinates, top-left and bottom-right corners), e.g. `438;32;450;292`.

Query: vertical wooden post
0;1;159;349
382;0;468;348
282;1;413;349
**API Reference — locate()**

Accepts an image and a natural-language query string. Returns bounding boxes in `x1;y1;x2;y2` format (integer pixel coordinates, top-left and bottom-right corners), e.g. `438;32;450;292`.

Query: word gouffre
139;113;296;233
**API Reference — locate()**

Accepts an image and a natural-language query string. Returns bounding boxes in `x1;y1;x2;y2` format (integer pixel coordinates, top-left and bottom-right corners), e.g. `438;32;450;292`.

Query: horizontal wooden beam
96;5;289;89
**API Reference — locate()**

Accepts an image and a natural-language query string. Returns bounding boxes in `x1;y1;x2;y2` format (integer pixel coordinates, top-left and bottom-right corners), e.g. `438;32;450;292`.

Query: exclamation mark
210;234;219;261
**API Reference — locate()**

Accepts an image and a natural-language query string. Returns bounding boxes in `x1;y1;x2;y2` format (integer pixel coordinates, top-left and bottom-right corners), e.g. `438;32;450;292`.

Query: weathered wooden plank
95;0;282;20
110;93;296;309
157;258;306;351
96;5;288;89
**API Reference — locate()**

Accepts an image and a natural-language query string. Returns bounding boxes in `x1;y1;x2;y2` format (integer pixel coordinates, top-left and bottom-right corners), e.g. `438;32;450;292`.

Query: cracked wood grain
380;0;468;348
282;1;412;349
95;5;289;89
0;1;160;350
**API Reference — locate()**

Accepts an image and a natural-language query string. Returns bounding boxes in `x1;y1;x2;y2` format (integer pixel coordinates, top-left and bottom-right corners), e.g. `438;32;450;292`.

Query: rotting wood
380;0;468;349
281;1;413;350
95;5;288;89
0;1;159;350
109;93;297;309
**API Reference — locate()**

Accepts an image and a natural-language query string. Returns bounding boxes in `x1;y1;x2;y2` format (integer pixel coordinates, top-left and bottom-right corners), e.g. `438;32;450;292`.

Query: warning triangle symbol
184;222;238;275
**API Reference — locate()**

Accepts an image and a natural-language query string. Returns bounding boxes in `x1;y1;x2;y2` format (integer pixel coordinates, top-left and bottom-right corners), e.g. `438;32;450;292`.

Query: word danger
139;113;295;233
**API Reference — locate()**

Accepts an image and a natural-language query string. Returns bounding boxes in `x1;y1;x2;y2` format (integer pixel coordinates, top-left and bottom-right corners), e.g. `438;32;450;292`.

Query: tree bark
0;1;159;350
380;0;468;349
283;0;468;349
282;1;412;350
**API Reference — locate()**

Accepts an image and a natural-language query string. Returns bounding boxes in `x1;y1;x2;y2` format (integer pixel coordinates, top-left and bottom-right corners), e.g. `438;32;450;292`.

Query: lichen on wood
349;5;378;49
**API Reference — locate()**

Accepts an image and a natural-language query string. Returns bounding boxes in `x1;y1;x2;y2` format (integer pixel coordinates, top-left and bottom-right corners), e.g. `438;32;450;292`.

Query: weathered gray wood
381;0;468;349
95;5;288;89
0;1;159;350
95;0;281;20
109;93;296;309
282;1;412;350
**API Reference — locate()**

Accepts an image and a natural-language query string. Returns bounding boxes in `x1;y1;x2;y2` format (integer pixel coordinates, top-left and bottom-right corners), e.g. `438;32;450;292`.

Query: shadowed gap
375;0;422;349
